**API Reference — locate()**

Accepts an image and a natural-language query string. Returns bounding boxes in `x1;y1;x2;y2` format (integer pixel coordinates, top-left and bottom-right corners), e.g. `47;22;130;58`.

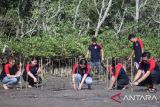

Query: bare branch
95;0;113;37
50;0;63;19
73;0;83;29
152;3;160;24
139;0;148;9
93;0;100;15
114;8;127;38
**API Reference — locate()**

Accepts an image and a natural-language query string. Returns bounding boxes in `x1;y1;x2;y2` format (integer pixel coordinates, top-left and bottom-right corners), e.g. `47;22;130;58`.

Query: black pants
23;73;42;86
117;79;129;90
108;75;129;90
139;70;160;86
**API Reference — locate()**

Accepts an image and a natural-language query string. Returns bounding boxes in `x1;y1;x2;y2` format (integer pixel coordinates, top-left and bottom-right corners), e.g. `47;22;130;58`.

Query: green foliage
0;31;160;58
0;0;160;58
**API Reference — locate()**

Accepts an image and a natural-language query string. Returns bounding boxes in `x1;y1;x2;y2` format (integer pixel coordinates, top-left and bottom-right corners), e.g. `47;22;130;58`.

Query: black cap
128;33;136;40
79;59;87;65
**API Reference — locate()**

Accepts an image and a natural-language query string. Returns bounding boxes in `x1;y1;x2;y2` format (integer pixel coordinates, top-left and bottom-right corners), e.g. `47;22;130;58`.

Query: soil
0;75;160;107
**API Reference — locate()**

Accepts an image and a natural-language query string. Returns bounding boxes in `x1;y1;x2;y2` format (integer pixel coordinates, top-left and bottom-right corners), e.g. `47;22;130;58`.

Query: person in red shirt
132;52;160;92
108;57;129;90
72;58;92;90
23;57;42;88
128;33;144;70
0;57;22;90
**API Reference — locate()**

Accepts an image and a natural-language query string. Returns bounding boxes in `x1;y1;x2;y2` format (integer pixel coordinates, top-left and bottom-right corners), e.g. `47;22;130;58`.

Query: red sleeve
26;64;31;72
115;64;123;78
97;44;102;50
5;64;10;75
138;39;144;49
85;64;91;75
148;59;156;72
72;64;78;74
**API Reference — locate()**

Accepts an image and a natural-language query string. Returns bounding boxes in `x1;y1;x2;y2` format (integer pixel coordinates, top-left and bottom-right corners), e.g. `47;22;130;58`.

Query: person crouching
72;58;92;91
23;57;42;88
108;57;129;90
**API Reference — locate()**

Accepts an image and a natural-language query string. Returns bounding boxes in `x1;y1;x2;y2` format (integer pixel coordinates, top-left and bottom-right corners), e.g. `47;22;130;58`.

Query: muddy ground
0;75;160;107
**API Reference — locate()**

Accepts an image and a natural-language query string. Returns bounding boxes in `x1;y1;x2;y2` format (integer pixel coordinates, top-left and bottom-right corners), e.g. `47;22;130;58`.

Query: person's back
116;63;129;81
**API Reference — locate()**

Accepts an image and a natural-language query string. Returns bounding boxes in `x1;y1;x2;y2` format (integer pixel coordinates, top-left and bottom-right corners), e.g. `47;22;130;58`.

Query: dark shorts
117;79;129;89
23;72;42;86
139;70;160;86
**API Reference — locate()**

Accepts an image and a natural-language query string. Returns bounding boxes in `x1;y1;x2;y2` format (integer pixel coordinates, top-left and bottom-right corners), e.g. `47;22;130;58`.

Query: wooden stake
115;57;118;89
106;58;109;90
130;57;134;91
19;55;23;90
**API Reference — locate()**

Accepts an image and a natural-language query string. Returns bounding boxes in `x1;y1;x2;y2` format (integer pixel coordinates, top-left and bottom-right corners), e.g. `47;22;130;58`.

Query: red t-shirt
148;58;156;71
5;64;19;75
139;58;156;72
109;63;124;78
25;64;39;74
72;64;91;75
137;38;144;49
26;64;32;72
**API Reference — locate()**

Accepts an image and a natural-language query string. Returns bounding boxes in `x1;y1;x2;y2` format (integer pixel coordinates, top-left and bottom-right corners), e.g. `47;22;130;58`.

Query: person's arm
72;74;77;91
26;64;37;82
108;76;117;90
71;64;78;90
137;71;150;83
6;74;17;78
142;48;144;54
133;70;150;85
27;72;37;82
78;74;87;90
101;48;104;61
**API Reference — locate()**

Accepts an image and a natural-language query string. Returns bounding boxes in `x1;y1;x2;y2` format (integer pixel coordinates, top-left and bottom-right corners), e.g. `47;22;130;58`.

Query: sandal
148;88;157;93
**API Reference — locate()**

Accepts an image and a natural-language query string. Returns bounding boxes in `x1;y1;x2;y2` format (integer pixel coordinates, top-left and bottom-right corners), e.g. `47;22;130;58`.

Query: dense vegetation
0;0;160;58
